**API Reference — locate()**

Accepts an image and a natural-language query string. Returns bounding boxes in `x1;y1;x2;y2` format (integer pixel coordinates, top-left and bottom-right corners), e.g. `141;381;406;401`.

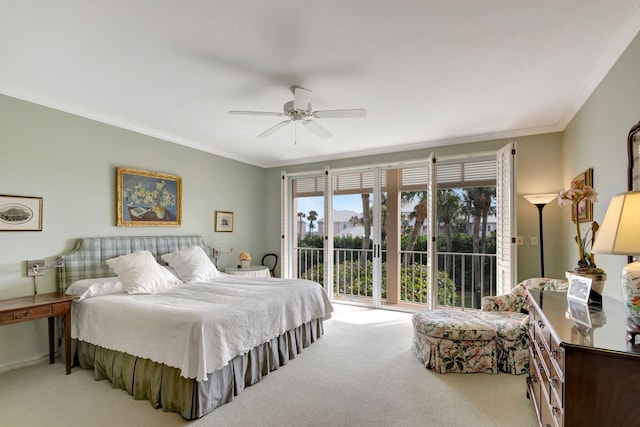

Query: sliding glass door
282;143;516;310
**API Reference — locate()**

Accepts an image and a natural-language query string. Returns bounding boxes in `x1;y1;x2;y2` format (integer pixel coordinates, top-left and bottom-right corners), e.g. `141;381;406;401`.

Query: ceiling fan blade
313;109;367;118
229;110;285;116
302;120;332;139
293;87;312;110
258;120;291;138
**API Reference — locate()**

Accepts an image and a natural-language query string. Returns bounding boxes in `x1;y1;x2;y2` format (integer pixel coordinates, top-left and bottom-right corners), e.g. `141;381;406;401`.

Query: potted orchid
558;178;606;290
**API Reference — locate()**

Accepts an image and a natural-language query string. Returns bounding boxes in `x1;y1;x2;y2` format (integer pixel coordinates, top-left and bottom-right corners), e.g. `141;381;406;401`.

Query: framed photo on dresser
567;274;592;304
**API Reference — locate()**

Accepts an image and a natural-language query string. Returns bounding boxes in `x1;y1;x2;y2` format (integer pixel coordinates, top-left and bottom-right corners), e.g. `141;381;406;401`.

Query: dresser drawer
549;335;564;378
550;384;564;427
0;304;53;325
529;346;542;401
534;316;551;347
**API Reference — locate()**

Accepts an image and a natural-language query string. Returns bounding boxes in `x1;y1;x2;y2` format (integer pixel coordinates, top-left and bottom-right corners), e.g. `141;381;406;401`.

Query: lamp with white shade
592;191;640;339
524;193;558;277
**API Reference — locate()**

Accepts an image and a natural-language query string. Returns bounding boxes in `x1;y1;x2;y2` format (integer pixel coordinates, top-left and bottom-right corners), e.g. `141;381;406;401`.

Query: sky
295;195;364;220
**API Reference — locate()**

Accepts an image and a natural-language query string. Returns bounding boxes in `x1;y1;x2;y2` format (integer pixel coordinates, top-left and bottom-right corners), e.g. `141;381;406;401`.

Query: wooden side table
0;292;78;374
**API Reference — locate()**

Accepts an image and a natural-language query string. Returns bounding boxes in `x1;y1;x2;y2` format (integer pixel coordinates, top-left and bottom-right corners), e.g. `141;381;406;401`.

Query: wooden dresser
526;290;640;426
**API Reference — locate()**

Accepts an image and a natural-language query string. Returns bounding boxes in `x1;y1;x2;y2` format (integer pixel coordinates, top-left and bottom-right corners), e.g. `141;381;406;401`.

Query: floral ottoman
412;310;498;374
474;311;529;375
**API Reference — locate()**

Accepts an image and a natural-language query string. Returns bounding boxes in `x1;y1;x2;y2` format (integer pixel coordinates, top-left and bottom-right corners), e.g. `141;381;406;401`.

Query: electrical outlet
26;259;45;277
531;237;539;247
516;236;524;246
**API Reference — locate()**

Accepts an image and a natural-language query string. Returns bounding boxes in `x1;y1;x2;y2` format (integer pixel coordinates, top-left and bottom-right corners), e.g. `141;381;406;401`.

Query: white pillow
106;250;177;294
160;266;182;284
65;277;125;301
161;246;219;283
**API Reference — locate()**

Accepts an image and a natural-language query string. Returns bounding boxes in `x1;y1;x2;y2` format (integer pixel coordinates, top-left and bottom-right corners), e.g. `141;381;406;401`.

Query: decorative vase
152;206;165;219
565;271;607;295
621;262;640;327
241;260;250;269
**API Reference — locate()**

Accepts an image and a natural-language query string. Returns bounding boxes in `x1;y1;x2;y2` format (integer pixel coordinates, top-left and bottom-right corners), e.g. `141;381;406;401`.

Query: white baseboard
0;354;51;375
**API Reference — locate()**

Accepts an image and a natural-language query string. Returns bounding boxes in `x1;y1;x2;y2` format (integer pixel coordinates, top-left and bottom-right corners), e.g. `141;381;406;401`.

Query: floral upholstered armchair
481;278;569;313
478;278;568;374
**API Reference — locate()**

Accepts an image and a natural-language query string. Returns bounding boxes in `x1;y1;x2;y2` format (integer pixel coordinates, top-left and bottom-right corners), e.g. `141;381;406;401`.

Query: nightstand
0;292;79;374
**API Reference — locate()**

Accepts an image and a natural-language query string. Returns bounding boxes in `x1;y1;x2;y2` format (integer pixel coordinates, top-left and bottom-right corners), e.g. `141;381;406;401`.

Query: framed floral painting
572;168;593;223
116;167;182;226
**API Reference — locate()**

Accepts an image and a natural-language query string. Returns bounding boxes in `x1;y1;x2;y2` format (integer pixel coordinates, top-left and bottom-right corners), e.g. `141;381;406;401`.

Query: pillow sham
65;277;125;301
161;245;219;282
106;250;178;294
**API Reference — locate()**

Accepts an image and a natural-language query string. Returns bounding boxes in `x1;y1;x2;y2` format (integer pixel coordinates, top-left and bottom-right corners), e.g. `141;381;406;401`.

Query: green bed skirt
75;318;324;420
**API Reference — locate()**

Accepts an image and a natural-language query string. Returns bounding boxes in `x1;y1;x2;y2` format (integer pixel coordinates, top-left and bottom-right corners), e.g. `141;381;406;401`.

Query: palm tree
349;215;362;227
307;210;318;235
438;190;461;251
297;212;306;239
401;191;428;257
464;187;496;307
437;189;462;276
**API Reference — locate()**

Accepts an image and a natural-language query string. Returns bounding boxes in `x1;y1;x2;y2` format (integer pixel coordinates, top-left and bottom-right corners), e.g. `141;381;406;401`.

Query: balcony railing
295;246;496;309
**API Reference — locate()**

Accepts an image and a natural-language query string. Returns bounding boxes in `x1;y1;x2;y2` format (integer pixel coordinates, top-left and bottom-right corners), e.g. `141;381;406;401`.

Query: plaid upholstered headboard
56;235;213;291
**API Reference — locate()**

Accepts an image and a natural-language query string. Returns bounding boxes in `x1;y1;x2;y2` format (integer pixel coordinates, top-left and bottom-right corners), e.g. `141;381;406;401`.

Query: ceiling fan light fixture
229;86;366;140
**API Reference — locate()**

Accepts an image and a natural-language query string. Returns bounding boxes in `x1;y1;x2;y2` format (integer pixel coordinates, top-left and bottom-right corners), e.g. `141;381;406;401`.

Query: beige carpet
0;304;537;427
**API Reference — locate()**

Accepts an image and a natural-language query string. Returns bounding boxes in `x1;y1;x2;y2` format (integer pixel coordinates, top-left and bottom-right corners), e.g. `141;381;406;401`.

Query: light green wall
562;31;640;300
265;132;566;283
0;94;267;371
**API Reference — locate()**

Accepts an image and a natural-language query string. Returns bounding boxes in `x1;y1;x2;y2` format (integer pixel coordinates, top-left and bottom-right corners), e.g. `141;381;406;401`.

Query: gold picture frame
116;167;182;227
628;120;640;191
215;211;234;232
572;168;593;223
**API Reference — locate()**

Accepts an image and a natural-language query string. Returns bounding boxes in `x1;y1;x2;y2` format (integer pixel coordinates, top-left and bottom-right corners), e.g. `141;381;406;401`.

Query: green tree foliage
303;259;457;306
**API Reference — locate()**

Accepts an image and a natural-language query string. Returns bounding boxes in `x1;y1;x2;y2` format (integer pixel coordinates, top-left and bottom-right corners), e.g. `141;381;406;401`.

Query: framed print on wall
215;211;234;232
116;167;182;227
0;195;42;231
572;168;594;223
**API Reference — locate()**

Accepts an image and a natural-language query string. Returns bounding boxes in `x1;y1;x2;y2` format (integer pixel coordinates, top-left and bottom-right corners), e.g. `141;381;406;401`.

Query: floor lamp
524;194;557;277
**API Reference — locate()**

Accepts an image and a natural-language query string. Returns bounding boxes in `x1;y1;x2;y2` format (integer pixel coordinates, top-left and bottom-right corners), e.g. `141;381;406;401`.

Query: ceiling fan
229;86;366;139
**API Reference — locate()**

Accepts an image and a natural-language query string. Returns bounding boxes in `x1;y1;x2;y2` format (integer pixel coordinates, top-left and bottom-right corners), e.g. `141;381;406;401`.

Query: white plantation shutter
496;143;517;294
292;175;325;197
323;167;334;299
426;153;438;309
281;170;291;278
436;159;495;187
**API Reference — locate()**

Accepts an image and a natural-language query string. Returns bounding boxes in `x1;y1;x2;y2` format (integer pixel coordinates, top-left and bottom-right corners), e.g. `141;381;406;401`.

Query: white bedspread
71;275;332;382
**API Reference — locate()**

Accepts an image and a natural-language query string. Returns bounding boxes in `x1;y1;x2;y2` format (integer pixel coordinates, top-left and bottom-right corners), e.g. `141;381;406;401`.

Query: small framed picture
572;168;594;223
215;211;234;232
0;195;43;231
568;274;592;304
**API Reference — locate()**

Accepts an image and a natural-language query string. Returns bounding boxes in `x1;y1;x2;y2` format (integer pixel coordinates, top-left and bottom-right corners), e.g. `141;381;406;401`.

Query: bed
57;235;332;420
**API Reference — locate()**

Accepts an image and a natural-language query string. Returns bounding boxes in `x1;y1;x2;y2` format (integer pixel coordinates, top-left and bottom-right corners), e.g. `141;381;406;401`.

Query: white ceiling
2;1;640;168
